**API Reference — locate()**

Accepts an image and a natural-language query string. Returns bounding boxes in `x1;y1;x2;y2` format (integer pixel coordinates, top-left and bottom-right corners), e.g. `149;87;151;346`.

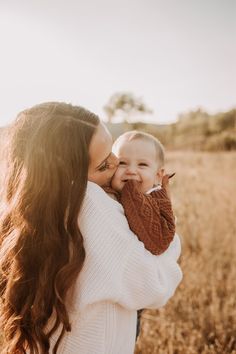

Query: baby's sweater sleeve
77;182;182;312
120;180;175;255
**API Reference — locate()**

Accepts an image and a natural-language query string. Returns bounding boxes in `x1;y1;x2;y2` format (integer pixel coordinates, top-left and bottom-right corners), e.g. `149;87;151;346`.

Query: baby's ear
155;167;165;185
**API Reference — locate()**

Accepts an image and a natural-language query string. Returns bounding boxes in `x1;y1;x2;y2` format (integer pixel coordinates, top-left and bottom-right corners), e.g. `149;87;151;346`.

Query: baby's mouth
122;179;141;183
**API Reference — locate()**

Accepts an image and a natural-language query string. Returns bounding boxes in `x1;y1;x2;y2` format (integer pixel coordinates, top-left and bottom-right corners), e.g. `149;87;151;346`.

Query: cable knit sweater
105;180;175;255
48;182;182;354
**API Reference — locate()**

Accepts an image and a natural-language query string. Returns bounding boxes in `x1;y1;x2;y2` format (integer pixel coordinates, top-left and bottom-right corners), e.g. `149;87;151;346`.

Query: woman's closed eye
98;161;109;172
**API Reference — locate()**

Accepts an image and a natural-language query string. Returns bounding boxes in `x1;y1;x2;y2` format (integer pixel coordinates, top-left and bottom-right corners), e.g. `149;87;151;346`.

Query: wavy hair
0;102;99;353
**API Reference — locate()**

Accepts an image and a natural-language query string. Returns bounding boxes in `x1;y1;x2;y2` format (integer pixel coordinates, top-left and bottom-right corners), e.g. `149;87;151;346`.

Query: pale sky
0;0;235;127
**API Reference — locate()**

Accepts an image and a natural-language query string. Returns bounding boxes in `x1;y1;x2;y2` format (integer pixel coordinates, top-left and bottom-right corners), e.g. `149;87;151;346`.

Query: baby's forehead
113;132;164;166
114;136;155;151
115;138;158;160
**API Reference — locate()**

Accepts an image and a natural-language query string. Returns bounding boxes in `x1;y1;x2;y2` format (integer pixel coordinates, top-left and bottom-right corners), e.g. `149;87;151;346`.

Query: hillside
0;108;236;153
108;108;236;151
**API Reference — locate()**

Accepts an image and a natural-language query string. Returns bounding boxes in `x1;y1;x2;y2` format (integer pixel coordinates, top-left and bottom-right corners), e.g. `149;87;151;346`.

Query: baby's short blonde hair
113;130;165;167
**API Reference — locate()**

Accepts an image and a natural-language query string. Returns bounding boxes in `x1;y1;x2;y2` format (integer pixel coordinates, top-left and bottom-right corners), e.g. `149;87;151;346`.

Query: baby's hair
113;130;165;167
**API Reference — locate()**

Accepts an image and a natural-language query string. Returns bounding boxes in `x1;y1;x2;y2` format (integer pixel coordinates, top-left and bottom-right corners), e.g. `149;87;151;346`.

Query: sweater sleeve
119;234;182;310
120;180;175;255
77;182;182;312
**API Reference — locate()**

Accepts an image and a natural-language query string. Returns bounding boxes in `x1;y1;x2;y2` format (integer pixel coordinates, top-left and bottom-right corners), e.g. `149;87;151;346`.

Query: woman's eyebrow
96;153;112;170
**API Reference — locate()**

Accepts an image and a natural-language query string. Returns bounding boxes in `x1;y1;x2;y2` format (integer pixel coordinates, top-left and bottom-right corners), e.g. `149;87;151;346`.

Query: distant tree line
104;92;236;151
166;108;236;151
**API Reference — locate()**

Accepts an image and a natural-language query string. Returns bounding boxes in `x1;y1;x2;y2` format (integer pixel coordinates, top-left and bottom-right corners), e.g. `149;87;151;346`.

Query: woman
0;102;182;354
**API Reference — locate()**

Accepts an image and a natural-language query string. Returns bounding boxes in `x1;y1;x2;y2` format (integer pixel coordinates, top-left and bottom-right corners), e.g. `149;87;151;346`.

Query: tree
103;92;153;123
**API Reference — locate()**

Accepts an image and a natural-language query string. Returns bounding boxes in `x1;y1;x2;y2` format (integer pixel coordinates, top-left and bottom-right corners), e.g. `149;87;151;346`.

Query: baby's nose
126;165;137;174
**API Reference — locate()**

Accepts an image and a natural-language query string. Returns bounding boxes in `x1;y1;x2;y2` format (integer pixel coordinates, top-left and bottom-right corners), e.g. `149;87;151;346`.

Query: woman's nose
108;153;119;169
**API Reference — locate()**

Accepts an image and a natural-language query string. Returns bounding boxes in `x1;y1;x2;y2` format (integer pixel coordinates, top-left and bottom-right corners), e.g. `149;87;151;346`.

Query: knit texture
120;180;176;255
48;182;182;354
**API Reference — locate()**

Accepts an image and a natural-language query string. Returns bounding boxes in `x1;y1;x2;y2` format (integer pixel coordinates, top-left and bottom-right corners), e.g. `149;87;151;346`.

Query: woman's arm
77;182;182;311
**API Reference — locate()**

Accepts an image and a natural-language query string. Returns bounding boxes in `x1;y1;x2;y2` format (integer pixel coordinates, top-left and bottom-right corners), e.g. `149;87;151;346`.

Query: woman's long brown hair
0;102;99;353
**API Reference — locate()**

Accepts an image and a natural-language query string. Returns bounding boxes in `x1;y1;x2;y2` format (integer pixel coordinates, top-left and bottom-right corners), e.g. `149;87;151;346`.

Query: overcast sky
0;0;235;127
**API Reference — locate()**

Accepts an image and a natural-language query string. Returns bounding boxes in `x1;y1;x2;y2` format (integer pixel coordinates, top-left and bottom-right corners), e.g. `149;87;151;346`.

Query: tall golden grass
135;151;236;354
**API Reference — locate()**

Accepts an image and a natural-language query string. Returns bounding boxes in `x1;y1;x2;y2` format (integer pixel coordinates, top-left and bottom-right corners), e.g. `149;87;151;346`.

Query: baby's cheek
111;169;122;190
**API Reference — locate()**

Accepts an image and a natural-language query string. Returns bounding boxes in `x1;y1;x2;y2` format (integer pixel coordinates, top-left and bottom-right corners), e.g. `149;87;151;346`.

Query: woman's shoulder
86;181;104;194
80;182;123;221
85;181;121;208
86;181;111;200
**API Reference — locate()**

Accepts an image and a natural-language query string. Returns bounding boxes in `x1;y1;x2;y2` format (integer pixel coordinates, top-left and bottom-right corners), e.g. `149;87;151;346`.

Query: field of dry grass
135;151;236;354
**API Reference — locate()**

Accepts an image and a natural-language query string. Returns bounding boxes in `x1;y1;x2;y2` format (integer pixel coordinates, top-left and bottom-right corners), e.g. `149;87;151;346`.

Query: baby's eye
119;161;127;165
98;162;109;172
139;163;148;167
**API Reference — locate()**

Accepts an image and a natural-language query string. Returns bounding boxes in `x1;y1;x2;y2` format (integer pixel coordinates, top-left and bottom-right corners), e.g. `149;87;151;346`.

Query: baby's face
111;139;163;193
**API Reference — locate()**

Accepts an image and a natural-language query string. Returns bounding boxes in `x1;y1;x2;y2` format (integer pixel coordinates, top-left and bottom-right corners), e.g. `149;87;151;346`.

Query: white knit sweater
49;182;182;354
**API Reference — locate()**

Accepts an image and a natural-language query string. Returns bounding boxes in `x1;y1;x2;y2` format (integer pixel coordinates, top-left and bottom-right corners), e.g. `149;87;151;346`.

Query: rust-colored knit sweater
104;180;175;255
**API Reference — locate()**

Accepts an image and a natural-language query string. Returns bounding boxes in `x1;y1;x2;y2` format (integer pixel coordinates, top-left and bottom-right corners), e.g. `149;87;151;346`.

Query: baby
105;130;176;255
104;130;176;338
112;130;165;193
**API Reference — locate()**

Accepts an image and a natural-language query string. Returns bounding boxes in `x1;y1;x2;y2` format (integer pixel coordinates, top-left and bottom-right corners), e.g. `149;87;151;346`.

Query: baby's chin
114;181;156;194
111;179;142;192
111;180;123;192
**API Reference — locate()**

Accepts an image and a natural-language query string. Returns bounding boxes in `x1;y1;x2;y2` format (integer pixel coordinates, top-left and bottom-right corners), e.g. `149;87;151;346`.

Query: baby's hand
162;173;175;199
